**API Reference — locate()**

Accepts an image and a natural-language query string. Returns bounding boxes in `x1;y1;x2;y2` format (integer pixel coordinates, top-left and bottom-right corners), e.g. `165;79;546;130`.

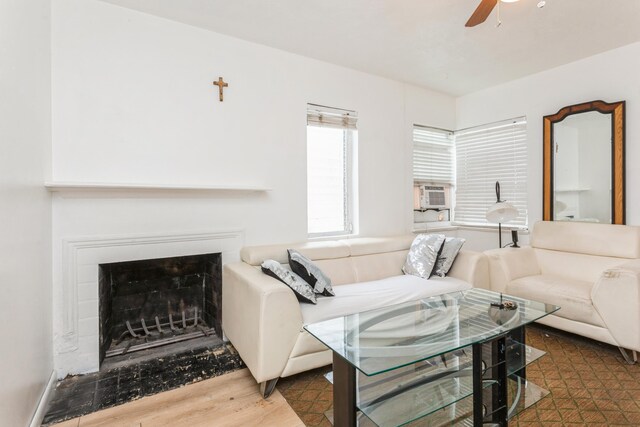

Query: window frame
412;118;528;230
306;105;357;238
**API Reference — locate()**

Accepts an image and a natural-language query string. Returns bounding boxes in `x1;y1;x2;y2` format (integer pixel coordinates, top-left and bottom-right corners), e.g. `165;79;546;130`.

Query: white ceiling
99;0;640;95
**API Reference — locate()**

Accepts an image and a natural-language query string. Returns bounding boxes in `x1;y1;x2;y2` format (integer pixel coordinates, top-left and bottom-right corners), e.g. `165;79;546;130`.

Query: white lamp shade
554;200;568;212
486;202;518;223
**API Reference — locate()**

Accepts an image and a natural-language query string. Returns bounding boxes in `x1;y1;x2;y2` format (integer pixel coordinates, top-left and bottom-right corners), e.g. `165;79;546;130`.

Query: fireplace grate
106;307;215;358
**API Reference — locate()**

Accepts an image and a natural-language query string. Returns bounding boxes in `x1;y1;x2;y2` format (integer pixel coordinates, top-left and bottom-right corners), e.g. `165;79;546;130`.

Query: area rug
277;324;640;426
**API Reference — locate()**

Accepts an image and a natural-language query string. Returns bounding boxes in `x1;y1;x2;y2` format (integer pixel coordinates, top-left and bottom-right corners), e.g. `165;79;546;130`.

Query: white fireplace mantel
45;181;271;193
54;229;244;378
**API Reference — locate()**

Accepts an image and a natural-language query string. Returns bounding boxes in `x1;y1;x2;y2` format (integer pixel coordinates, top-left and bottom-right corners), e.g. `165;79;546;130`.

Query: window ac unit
419;185;450;210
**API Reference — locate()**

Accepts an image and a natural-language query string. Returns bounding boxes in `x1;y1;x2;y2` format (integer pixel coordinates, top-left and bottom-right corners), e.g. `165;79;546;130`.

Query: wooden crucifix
213;77;228;102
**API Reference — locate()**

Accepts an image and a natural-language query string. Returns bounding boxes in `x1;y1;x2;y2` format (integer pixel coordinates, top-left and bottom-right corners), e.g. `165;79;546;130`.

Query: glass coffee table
304;288;559;427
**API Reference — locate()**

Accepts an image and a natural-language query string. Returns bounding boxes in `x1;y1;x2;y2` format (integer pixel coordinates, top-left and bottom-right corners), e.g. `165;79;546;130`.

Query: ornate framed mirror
543;100;625;224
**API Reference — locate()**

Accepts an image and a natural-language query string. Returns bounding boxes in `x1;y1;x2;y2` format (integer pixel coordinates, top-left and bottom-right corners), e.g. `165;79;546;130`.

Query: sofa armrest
484;247;541;293
447;250;490;290
592;260;640;352
222;262;303;383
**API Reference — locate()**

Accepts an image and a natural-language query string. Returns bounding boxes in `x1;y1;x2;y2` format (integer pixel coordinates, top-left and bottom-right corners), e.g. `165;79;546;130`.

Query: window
413;125;455;185
454;118;528;228
307;104;357;237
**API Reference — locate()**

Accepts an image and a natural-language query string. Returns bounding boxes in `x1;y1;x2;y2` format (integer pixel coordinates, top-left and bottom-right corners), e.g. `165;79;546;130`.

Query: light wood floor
51;369;304;427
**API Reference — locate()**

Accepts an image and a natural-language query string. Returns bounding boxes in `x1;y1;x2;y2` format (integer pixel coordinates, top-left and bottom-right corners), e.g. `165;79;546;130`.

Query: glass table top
304;288;559;376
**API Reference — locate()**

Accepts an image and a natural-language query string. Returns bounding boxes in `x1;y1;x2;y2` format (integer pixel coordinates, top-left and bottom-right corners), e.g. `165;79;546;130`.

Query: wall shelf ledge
44;181;271;193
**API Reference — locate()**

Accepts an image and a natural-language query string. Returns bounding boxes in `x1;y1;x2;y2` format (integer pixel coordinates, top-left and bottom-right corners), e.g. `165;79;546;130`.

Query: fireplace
45;245;244;426
53;229;242;376
98;253;222;365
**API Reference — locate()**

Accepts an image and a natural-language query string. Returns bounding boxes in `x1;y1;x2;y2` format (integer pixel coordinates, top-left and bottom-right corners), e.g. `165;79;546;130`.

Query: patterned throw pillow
261;260;317;304
288;249;335;296
402;234;446;279
432;237;466;277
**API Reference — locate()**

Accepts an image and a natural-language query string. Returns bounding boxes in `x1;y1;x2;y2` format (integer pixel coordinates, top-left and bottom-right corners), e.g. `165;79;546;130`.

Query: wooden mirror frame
543;100;626;224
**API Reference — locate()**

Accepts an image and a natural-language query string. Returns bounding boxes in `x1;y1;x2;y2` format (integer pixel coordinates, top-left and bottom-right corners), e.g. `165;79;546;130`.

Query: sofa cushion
402;234;446;279
288;249;334;296
346;236;416;256
351;251;407;283
507;275;605;327
300;274;472;325
535;249;626;283
261;260;317;304
241;235;416;266
531;221;640;259
433;237;466;277
313;258;358;286
289;330;332;358
242;241;351;266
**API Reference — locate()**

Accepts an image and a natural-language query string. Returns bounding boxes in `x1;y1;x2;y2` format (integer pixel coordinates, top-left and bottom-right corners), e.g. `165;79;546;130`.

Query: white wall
457;41;640;234
51;0;455;242
51;0;455;374
0;1;53;426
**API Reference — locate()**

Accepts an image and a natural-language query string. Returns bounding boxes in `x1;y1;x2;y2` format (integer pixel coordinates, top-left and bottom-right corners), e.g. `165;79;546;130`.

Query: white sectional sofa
486;221;640;363
222;235;489;396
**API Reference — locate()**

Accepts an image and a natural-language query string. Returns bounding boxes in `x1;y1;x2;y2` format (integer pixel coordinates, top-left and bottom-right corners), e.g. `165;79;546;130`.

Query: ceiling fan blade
465;0;498;27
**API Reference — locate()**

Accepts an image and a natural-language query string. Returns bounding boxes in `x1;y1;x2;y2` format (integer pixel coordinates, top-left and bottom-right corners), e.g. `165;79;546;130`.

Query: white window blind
307;104;356;237
413;126;455;185
454;118;528;227
307;105;357;130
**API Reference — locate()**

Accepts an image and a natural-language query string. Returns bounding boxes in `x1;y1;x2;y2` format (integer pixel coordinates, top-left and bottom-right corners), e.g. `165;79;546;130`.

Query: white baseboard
29;370;57;427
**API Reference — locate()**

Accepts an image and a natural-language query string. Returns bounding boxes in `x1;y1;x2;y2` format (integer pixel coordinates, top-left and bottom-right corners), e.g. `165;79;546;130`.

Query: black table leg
474;336;509;427
492;336;508;426
511;325;526;379
333;352;357;427
472;343;484;426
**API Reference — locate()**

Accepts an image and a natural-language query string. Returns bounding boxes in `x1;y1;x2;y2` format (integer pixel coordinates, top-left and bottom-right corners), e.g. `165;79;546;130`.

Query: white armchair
592;259;640;359
486;221;640;363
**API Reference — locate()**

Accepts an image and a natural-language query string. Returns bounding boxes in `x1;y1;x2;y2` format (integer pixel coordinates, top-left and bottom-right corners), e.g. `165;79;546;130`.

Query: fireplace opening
98;253;222;365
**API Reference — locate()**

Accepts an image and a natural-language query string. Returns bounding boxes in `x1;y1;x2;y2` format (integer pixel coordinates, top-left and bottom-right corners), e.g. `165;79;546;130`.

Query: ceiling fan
466;0;543;27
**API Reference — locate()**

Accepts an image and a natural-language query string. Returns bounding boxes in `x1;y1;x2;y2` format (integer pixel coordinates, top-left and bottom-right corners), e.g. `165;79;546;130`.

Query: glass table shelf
358;369;495;427
324;340;546;427
356;374;550;427
325;340;545;385
507;374;550;419
505;338;546;376
305;288;559;377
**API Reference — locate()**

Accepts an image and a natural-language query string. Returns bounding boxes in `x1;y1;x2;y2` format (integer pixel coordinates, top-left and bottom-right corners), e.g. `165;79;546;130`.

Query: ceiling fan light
500;0;520;3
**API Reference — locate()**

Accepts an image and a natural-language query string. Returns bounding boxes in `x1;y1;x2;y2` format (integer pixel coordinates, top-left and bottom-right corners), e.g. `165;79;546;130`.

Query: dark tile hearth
42;340;244;426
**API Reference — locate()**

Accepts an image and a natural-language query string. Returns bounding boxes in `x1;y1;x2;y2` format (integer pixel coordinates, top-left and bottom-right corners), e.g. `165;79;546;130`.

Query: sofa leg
260;378;279;399
618;347;637;364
